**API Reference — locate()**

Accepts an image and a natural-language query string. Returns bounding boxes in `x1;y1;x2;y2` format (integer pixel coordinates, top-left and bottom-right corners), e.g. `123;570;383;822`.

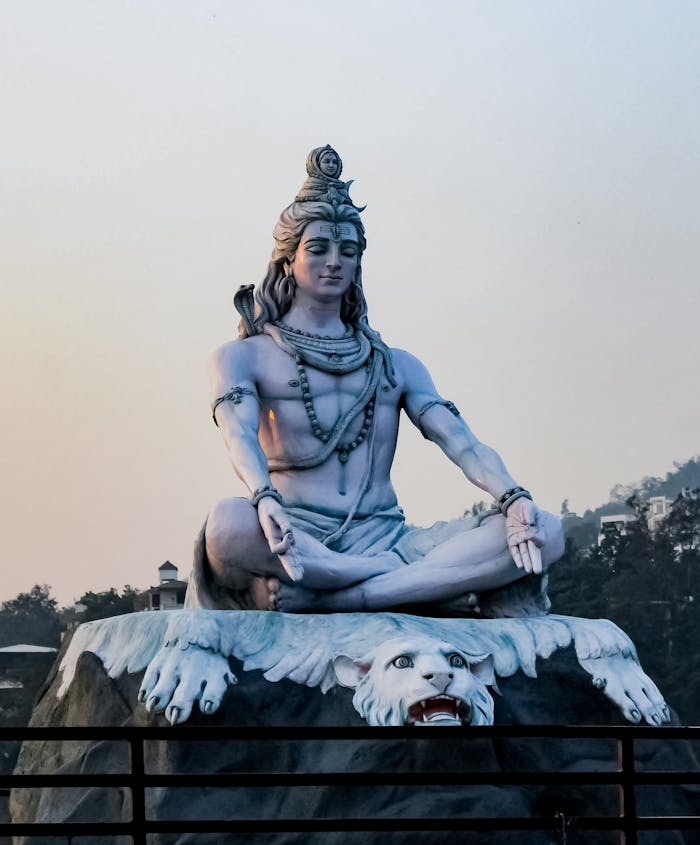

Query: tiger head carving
333;635;495;727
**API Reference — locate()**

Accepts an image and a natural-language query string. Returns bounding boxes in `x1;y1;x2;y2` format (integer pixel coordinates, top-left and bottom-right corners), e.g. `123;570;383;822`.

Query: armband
250;485;284;507
416;398;461;438
211;386;256;425
498;487;532;515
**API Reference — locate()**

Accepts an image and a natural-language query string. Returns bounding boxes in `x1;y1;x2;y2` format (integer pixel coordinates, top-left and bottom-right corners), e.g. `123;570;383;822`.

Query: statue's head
242;146;371;336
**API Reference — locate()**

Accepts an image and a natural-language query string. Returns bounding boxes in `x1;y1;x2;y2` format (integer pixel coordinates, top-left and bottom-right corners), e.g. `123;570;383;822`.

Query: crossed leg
277;510;565;613
204;498;404;610
204;498;564;614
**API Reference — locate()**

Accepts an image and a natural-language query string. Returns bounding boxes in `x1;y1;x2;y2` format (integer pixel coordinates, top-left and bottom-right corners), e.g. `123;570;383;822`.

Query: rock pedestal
10;625;699;845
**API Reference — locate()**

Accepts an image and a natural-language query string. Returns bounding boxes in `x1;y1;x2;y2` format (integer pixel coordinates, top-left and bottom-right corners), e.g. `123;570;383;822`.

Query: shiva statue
186;145;565;616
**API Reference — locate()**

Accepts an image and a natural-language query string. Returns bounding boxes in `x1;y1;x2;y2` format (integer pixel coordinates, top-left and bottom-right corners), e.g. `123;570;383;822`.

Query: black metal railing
0;724;698;843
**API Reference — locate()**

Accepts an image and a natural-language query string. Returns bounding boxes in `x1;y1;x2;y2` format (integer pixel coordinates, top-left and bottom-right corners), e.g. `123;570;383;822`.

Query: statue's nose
423;670;453;693
326;245;342;269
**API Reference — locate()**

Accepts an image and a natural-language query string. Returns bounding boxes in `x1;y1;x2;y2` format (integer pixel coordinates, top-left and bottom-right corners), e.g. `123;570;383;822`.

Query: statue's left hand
505;498;546;574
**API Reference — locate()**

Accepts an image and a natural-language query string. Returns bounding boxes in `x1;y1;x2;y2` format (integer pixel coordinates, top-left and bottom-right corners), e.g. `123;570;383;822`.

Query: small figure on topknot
295;144;363;209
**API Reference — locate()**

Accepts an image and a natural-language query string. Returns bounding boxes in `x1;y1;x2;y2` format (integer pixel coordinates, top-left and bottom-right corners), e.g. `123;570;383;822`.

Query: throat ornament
272;321;371;374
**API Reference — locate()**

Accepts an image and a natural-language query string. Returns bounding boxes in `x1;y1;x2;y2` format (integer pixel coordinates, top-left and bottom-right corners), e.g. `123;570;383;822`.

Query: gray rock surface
10;637;700;845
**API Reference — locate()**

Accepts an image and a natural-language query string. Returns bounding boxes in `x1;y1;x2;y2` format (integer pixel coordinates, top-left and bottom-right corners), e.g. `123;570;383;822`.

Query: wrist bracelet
251;485;284;508
498;486;532;515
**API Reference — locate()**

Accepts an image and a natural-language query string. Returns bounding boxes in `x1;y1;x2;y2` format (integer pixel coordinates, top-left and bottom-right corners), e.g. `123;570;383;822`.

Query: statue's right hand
256;498;304;583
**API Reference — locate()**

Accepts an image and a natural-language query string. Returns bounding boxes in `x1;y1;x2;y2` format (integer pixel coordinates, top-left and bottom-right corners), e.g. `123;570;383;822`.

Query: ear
333;655;371;689
468;653;495;687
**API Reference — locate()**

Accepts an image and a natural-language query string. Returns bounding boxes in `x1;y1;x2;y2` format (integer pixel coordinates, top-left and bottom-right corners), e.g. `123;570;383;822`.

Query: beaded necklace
293;355;375;494
268;321;378;495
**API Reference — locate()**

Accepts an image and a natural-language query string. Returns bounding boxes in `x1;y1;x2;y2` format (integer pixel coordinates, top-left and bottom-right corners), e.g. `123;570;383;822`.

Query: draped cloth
184;505;504;611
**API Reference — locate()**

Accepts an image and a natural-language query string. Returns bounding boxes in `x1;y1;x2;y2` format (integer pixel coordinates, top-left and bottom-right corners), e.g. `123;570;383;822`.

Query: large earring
282;270;296;299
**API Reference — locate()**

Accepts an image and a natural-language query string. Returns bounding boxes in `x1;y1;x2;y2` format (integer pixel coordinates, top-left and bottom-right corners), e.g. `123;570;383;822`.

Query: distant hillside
563;456;700;549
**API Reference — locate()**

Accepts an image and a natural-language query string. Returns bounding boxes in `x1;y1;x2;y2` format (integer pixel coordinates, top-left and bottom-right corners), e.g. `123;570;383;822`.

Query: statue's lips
407;694;470;725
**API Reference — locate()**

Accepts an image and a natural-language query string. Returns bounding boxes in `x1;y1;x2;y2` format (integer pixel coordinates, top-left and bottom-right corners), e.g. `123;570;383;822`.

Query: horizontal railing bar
636;817;700;829
0;822;136;834
0;818;635;834
3;725;697;836
1;724;698;741
635;772;700;784
2;817;699;835
4;771;699;789
0;771;626;788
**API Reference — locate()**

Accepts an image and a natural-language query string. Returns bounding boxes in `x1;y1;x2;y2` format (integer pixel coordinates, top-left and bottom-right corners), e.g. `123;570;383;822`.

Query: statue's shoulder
389;347;432;388
209;336;261;375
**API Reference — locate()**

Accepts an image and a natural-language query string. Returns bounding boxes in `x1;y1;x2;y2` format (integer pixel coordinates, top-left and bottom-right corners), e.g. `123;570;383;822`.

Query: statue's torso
247;335;403;517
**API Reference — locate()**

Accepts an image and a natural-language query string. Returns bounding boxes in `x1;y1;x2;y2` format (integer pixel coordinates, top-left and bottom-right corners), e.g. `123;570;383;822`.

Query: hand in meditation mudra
186;146;565;615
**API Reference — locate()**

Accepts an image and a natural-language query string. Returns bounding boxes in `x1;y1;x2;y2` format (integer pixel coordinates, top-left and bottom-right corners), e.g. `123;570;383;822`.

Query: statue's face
290;220;360;302
318;150;340;178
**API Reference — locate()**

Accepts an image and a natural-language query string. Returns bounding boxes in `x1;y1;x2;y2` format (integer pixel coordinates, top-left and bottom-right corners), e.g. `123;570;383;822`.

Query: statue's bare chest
252;344;400;439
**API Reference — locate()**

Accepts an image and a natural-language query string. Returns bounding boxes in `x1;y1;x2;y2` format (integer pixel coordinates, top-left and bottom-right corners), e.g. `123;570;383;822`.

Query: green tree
0;584;61;648
75;585;145;623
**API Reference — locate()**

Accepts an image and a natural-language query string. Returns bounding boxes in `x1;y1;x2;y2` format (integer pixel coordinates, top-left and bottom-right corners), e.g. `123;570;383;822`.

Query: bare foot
276;582;323;614
249;576;280;611
292;536;403;591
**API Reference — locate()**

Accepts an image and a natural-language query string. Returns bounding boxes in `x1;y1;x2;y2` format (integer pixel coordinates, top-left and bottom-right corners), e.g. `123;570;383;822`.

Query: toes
138;665;161;704
267;577;280;611
199;671;235;716
145;671;178;714
165;700;193;725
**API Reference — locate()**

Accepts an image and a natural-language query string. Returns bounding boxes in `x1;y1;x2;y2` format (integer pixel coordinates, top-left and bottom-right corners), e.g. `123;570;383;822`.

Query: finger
269;529;294;555
527;540;542;574
518;541;532;573
510;544;524;569
507;528;529;547
278;523;295;544
278;547;304;583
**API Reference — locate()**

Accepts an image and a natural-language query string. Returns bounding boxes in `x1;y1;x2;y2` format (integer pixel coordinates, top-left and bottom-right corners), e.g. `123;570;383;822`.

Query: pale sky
1;1;698;605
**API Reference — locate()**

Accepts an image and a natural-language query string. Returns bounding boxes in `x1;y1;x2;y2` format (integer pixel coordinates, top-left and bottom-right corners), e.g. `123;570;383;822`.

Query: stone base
10;638;700;845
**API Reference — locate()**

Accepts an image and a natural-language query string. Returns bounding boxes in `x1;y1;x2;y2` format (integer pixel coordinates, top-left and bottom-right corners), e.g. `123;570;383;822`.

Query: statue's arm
396;349;517;500
209;341;271;495
396;349;545;573
209;342;302;579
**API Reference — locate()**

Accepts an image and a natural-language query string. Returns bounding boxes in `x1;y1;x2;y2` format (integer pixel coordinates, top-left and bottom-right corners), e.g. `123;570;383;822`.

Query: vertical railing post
618;731;638;845
130;735;147;845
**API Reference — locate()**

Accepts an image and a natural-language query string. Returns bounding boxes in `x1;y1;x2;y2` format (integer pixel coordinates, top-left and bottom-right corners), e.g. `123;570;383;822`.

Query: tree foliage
74;585;147;623
549;489;700;724
0;584;61;648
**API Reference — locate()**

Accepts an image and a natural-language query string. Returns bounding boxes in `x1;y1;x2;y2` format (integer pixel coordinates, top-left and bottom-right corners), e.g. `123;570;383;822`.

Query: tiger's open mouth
407;694;471;725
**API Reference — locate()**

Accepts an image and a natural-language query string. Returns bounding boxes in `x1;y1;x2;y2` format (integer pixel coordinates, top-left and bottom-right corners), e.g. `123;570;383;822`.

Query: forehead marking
320;223;353;242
